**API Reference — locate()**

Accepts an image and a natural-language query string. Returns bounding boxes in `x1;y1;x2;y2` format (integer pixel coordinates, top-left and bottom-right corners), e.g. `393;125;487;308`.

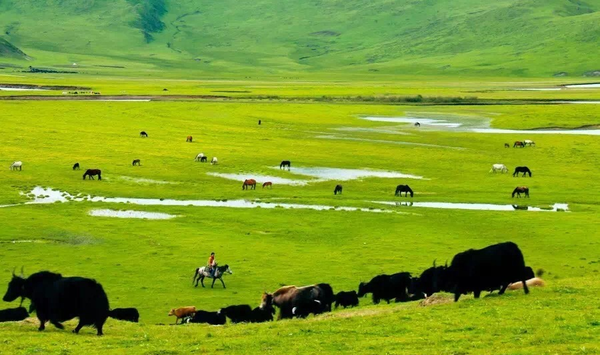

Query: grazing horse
192;264;233;288
512;186;529;198
211;157;218;165
243;179;257;190
414;122;421;127
524;140;535;147
513;166;532;177
395;185;414;197
83;169;102;180
201;156;208;162
195;153;205;162
490;164;508;173
140;131;148;138
513;141;525;148
10;161;22;171
72;163;80;170
263;182;273;189
334;184;343;195
186;136;193;142
504;143;510;148
280;161;291;170
132;159;141;166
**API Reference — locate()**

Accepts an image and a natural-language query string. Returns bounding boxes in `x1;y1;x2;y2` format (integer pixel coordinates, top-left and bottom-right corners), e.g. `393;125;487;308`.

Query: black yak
358;272;414;304
185;310;226;325
2;270;109;335
413;242;532;302
250;293;275;323
0;307;29;322
334;291;359;308
218;305;252;323
109;308;139;323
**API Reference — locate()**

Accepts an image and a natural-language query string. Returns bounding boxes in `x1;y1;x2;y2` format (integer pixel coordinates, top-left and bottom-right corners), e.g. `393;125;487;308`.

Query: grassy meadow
0;77;599;354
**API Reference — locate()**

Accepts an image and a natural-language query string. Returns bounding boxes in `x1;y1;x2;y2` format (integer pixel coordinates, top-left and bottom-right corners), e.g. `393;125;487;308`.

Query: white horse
195;153;205;161
524;140;535;147
211;157;218;165
489;164;508;173
10;161;22;171
192;264;232;288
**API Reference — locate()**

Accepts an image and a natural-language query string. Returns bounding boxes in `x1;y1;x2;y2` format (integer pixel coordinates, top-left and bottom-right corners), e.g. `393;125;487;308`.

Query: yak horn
12;267;16;277
433;259;437;267
20;266;24;277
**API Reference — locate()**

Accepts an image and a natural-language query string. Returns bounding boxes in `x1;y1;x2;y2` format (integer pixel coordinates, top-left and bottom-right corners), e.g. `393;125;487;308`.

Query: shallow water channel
361;116;600;135
373;201;569;212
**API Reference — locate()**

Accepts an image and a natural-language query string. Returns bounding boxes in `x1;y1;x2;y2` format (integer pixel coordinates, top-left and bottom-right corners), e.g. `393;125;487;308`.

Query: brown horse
186;136;193;142
512;186;529;198
269;284;334;319
243;179;257;190
513;141;525;148
262;182;272;189
132;159;141;166
83;169;102;180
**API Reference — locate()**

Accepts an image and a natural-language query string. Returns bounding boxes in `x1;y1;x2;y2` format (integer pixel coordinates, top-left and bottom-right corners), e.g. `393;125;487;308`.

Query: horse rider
208;252;216;277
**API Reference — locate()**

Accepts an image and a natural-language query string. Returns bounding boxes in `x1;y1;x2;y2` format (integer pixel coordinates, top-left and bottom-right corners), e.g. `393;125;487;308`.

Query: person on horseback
207;252;216;277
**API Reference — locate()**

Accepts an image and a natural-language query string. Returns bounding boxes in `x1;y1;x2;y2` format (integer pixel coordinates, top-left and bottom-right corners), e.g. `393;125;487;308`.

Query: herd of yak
1;241;542;335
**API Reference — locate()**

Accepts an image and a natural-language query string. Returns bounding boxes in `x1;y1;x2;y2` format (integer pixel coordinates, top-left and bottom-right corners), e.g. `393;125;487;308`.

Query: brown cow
168;306;196;324
270;284;334;319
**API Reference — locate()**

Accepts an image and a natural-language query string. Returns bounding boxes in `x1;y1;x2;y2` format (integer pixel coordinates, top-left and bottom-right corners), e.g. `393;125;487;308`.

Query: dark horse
186;136;193;142
72;163;80;170
193;265;233;288
513;141;525;148
280;160;291;170
200;156;208;162
83;169;102;180
243;179;257;190
395;185;414;197
512;186;529;198
140;131;148;138
414;122;421;127
513;166;531;177
132;159;141;166
334;185;343;195
504;143;510;148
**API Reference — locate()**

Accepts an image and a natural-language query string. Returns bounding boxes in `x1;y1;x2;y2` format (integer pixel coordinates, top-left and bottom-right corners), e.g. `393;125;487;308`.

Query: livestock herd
2;131;546;334
1;241;544;334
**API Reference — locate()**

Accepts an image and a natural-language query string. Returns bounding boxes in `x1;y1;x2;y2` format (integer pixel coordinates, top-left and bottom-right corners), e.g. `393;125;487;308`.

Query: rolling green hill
1;0;599;77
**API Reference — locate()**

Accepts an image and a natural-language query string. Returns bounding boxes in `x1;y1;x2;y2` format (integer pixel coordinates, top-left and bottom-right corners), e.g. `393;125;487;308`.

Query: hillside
0;0;599;75
0;38;28;59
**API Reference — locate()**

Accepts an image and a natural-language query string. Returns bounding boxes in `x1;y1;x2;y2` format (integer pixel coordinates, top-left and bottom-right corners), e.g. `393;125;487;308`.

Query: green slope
0;0;599;77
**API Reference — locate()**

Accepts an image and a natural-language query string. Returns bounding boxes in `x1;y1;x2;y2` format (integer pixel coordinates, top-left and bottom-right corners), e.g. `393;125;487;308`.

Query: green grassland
1;0;600;77
0;86;599;354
